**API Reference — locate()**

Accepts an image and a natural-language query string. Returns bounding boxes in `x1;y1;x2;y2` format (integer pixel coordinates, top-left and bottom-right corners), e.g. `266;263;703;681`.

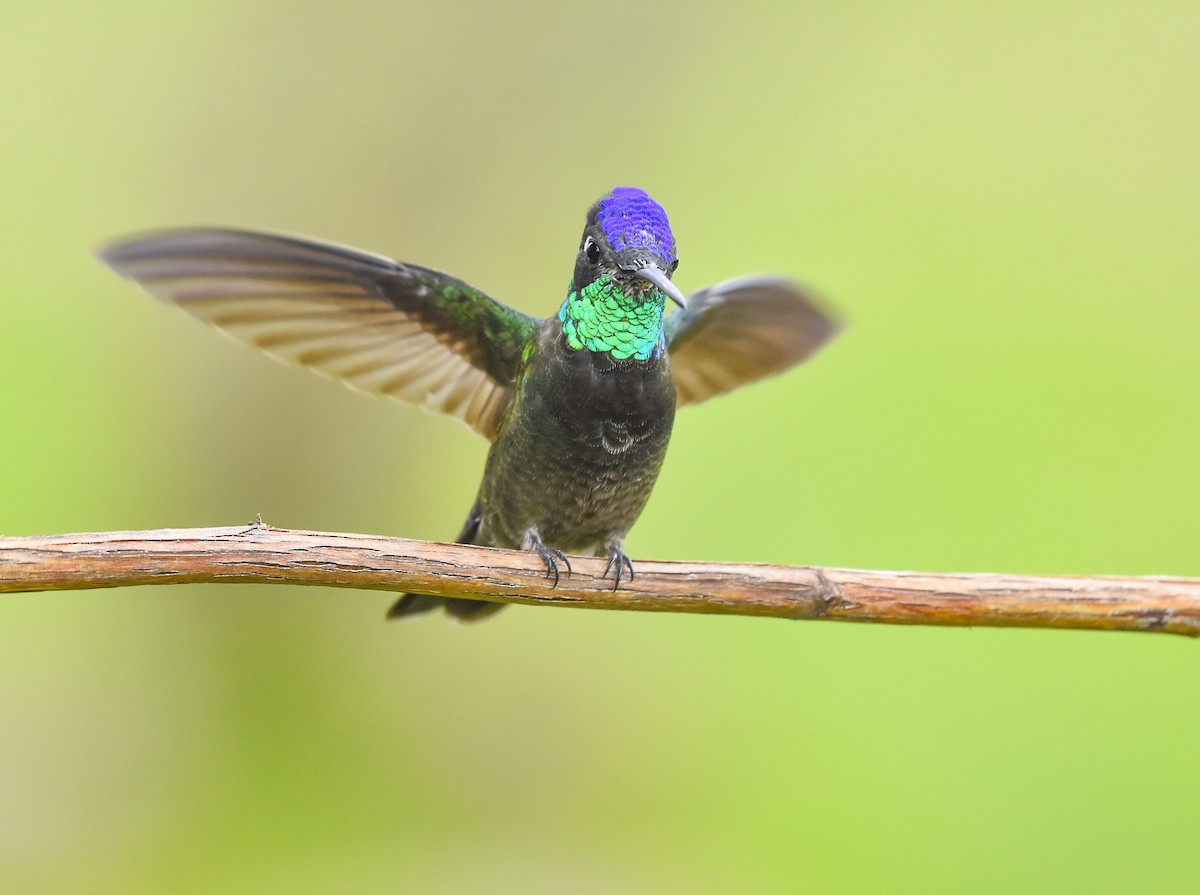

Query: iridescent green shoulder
393;266;539;385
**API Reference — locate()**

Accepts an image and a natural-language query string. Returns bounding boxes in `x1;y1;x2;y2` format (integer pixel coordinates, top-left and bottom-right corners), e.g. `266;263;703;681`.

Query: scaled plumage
100;187;839;620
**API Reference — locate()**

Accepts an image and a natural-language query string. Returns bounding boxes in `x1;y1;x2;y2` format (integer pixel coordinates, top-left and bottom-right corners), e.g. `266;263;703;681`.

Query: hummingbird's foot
603;541;635;590
521;526;572;588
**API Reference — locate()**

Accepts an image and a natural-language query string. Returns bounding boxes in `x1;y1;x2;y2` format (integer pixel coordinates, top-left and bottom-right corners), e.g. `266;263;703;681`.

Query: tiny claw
540;546;572;588
555;549;573;579
603;545;635;591
541;550;560;587
523;527;571;588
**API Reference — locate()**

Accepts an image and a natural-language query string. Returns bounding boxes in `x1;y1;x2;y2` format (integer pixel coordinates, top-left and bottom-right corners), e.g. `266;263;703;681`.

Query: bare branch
1;525;1196;637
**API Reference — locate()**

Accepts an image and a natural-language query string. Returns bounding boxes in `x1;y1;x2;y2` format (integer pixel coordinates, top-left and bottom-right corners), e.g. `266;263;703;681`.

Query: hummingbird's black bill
634;266;688;309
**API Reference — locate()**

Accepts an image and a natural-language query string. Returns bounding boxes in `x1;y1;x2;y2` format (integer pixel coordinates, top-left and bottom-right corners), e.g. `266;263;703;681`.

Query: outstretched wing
665;276;839;406
100;228;539;439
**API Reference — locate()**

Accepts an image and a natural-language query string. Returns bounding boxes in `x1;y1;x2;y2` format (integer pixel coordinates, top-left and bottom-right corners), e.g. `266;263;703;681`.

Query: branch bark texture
2;526;1196;637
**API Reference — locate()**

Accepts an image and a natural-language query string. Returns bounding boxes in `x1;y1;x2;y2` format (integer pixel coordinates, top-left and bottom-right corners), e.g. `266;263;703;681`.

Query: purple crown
595;186;676;267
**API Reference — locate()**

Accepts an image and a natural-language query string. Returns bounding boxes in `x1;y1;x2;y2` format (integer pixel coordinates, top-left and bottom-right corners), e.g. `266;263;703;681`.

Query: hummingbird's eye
671;257;679;273
585;238;601;264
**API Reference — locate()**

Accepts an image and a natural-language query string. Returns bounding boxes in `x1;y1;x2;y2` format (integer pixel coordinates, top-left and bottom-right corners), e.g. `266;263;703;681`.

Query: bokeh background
3;3;1198;893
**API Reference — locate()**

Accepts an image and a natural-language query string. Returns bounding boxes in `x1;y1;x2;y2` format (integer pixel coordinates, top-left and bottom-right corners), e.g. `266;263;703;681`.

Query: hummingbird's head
574;186;687;308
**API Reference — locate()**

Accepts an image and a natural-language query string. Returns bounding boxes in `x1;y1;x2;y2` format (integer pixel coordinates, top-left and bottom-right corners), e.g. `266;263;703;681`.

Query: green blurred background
3;3;1198;893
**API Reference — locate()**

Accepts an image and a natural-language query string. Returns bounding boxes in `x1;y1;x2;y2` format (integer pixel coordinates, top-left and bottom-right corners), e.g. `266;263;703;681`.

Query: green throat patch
557;274;666;361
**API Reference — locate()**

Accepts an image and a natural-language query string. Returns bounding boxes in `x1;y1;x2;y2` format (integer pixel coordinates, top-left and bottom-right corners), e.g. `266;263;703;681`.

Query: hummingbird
101;186;838;620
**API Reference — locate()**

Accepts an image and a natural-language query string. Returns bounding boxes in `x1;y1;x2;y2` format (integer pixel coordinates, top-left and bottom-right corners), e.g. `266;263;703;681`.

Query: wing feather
666;276;839;406
100;228;539;439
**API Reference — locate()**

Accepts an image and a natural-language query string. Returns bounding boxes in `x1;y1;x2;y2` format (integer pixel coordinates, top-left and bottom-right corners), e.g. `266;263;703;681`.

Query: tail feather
387;592;504;621
386;593;444;619
386;501;504;622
